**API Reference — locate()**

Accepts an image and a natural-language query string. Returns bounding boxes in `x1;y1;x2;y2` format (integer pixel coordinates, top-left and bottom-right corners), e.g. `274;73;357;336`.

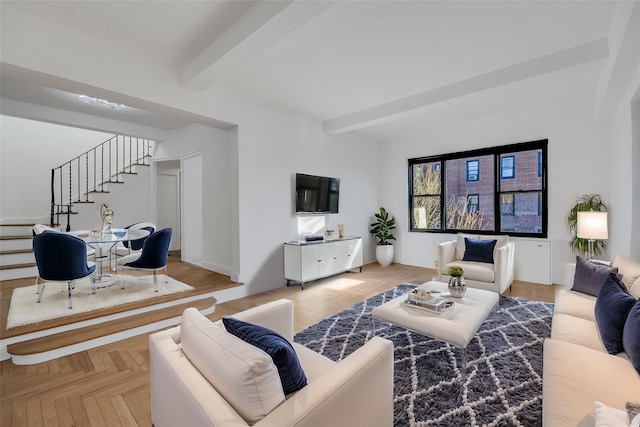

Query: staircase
1;135;155;281
0;224;38;281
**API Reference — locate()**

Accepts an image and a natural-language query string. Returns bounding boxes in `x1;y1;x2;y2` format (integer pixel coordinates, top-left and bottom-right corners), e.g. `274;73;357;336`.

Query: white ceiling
0;1;621;139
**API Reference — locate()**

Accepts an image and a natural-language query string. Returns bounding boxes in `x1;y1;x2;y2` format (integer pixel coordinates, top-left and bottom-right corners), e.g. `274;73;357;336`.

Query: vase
448;275;466;298
375;245;394;267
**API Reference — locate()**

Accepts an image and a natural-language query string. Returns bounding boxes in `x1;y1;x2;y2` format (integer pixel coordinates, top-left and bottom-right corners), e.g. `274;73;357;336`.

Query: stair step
0;249;33;255
7;297;217;357
0;262;36;270
106;180;125;184
1;224;36;227
0;265;38;281
119;171;138;175
88;190;110;194
0;235;32;240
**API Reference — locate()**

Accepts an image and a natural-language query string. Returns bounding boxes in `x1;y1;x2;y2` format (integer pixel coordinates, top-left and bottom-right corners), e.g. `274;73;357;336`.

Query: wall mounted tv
295;173;340;214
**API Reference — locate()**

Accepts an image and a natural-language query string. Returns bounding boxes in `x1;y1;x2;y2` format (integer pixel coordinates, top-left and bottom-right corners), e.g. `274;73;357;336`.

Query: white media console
284;236;363;289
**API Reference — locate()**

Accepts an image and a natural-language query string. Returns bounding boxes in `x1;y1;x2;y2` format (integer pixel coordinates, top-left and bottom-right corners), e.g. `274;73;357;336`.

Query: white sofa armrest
150;326;249;427
437;240;457;277
493;242;515;294
254;336;394;427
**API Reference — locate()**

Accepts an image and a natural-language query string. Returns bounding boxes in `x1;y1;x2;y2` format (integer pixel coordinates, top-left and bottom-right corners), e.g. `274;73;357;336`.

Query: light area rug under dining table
6;275;194;329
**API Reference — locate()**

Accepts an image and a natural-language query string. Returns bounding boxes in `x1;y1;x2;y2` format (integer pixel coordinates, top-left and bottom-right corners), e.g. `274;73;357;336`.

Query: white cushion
594;401;630;427
554;289;597;321
612;254;640;291
551;313;605;353
630;277;640;299
445;260;495;283
180;308;285;425
543;339;640;427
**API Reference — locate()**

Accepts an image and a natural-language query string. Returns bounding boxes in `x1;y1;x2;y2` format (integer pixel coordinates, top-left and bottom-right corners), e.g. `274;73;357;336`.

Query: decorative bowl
90;230;102;239
113;229;127;238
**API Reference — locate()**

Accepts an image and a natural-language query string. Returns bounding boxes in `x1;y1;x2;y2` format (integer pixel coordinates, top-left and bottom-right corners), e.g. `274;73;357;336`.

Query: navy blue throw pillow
222;317;307;395
594;273;636;354
622;299;640;375
571;256;619;297
462;238;496;264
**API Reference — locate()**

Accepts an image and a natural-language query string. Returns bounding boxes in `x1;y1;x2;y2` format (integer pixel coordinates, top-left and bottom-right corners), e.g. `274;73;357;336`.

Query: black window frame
408;139;548;238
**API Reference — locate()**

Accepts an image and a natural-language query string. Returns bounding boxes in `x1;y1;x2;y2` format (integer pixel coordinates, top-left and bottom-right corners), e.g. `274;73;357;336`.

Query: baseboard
201;260;231;276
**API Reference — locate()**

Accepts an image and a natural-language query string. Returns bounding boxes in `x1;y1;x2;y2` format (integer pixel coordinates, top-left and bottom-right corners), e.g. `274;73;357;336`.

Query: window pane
412;162;441;195
412;196;441;229
500;155;515;179
446;155;494;230
500;191;543;234
466;159;479;181
500;149;542;191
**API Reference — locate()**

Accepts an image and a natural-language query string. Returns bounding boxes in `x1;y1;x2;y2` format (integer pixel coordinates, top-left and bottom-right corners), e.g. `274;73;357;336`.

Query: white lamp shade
577;211;608;240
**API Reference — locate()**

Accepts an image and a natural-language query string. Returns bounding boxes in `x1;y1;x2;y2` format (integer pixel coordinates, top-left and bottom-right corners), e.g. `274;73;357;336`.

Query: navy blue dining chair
122;228;172;292
33;231;97;309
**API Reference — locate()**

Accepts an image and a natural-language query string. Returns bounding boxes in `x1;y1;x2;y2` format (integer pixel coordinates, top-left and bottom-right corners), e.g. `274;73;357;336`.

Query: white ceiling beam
182;0;335;91
323;38;609;135
594;1;640;119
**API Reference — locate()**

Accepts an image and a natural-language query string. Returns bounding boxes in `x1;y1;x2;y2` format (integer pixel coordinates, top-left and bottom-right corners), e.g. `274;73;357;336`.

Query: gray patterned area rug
294;283;553;427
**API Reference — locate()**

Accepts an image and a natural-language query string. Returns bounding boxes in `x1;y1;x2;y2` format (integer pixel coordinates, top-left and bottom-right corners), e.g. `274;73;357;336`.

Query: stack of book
404;295;454;314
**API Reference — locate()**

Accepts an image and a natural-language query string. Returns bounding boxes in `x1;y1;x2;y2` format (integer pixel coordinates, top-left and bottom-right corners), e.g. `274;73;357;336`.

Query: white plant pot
376;245;394;267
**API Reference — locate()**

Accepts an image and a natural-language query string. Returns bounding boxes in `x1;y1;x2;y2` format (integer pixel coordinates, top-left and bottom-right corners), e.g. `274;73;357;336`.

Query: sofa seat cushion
444;260;494;283
291;342;336;382
554;289;596;321
180;308;285;425
551;313;606;353
543;339;640;427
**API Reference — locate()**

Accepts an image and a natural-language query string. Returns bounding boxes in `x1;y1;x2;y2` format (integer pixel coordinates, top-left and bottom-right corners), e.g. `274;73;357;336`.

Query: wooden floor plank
82;396;106;427
39;396;59;427
25;397;43;427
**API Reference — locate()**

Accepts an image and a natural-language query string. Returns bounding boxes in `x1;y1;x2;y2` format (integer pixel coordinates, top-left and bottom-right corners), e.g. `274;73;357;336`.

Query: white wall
377;99;612;285
610;68;640;260
153;124;233;276
0;116;114;223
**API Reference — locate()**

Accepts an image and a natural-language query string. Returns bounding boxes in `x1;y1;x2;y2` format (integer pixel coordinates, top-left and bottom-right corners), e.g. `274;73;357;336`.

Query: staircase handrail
50;135;153;231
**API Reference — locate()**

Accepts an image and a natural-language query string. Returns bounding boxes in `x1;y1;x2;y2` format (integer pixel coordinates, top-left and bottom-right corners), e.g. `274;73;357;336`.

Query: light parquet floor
0;261;556;426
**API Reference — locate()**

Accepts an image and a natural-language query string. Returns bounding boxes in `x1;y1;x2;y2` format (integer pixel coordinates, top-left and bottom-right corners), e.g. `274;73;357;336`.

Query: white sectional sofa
543;255;640;426
149;299;394;427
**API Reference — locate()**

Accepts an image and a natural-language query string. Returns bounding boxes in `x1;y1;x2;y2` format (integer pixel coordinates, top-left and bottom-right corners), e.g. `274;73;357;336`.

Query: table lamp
577;211;608;260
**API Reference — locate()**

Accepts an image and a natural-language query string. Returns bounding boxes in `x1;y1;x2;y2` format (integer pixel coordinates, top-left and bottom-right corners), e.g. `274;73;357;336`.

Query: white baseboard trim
201;260;232;276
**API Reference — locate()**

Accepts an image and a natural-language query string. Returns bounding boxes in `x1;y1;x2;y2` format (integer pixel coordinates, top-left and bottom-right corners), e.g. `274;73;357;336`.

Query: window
501;155;515;179
467;194;479;213
538;152;542;177
466;160;479;181
408;139;547;237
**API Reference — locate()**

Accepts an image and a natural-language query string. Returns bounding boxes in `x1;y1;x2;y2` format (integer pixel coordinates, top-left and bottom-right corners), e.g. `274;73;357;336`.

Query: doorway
155;160;181;254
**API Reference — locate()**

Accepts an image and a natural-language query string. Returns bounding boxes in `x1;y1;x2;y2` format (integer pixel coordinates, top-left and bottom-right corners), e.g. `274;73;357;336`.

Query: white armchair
149;299;394;427
438;233;515;294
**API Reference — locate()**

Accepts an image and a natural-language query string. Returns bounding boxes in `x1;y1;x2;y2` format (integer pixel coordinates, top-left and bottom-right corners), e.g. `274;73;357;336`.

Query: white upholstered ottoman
371;281;499;373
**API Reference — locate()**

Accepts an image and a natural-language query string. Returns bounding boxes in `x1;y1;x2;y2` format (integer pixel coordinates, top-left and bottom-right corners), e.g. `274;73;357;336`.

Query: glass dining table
73;228;151;285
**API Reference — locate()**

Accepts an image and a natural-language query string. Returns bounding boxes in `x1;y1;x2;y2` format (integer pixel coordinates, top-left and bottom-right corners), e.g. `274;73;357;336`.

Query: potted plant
565;194;608;258
446;265;466;297
370;207;396;266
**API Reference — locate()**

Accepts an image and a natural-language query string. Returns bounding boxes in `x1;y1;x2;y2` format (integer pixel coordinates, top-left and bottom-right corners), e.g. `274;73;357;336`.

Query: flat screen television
295;173;340;214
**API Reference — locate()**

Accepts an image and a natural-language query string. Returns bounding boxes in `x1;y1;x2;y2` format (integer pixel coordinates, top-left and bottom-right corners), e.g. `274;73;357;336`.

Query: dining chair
33;231;97;309
111;222;156;267
121;228;172;292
